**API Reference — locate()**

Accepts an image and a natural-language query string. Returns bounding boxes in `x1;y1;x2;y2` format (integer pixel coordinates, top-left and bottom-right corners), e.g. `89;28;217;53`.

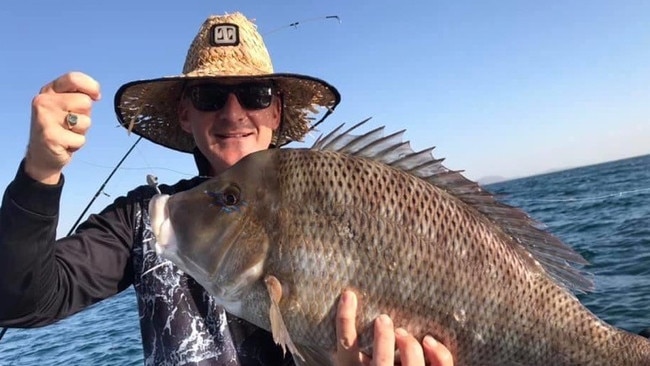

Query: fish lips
148;194;178;255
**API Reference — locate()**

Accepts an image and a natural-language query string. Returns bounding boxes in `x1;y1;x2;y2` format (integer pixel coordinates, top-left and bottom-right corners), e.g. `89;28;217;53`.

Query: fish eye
221;185;240;206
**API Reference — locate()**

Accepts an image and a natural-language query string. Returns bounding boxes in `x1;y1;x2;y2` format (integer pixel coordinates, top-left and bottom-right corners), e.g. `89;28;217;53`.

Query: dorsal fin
311;120;594;293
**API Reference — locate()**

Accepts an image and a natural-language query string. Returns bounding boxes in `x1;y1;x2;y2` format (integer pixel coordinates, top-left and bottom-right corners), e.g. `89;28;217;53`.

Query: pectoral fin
292;344;336;366
264;275;304;361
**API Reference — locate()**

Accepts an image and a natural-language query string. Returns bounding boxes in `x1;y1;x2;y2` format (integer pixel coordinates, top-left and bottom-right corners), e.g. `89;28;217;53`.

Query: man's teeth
217;133;252;138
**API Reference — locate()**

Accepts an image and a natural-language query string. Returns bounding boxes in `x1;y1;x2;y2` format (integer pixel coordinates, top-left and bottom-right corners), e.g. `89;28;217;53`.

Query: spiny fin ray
311;119;594;293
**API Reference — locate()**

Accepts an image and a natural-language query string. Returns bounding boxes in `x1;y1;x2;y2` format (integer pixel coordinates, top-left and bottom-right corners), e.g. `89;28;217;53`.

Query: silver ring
65;113;78;128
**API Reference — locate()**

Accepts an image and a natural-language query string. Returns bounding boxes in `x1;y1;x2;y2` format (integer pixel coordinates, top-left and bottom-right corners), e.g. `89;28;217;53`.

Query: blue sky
1;1;649;236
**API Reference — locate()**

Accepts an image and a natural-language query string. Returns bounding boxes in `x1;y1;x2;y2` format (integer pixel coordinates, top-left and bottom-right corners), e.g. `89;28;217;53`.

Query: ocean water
0;154;649;365
488;153;650;334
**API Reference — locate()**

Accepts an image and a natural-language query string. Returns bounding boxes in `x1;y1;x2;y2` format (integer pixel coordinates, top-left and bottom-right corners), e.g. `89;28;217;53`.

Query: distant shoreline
478;153;650;186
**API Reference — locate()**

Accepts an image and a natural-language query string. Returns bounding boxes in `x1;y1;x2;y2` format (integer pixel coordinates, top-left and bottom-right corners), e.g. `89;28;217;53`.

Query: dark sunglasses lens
235;85;273;110
188;84;274;111
189;85;228;111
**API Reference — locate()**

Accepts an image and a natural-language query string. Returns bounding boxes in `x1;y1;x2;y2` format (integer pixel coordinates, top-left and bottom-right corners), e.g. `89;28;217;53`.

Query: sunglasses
186;82;275;111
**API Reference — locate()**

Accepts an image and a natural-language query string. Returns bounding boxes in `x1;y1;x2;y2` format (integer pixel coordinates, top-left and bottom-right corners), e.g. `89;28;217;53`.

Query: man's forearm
0;160;63;326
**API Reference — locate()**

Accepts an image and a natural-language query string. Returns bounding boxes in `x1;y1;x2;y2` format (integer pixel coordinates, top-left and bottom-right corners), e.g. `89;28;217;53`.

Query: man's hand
334;290;454;365
25;71;101;184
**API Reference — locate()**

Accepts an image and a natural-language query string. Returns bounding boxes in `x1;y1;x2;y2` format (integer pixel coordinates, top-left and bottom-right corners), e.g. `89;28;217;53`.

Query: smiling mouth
216;132;254;139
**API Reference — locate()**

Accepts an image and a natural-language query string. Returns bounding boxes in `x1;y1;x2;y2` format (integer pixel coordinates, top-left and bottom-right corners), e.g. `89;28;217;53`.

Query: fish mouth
148;194;213;281
147;192;262;305
148;194;177;255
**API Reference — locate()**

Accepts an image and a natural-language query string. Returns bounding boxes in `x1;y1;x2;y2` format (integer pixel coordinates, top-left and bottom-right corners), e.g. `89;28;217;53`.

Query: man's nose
218;93;246;120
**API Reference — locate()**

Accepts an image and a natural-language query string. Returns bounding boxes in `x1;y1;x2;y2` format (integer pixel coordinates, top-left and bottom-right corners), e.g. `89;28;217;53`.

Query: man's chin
206;147;260;173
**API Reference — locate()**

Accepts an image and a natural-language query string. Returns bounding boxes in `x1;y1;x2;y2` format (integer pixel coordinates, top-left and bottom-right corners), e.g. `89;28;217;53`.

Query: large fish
148;121;650;365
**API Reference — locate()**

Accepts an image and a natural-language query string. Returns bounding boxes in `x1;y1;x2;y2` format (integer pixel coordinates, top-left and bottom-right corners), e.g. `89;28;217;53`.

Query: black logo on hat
210;24;240;46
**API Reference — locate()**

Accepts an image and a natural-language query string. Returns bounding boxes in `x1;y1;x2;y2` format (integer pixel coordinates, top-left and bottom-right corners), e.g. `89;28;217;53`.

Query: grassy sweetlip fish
148;121;650;366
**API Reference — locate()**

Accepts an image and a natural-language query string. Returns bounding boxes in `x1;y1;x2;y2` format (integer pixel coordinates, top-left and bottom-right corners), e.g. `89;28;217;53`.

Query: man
0;12;453;365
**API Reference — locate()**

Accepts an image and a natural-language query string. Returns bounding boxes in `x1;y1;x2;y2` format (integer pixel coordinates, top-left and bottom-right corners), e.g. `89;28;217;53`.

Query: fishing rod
0;14;340;344
263;15;341;35
67;135;143;236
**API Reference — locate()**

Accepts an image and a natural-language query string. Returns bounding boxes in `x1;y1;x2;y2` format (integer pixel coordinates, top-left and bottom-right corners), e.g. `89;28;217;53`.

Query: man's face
179;81;281;175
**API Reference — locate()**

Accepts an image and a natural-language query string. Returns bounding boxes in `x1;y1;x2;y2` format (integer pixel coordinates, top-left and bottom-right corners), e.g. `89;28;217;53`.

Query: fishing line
134;143;157;174
0;15;341;344
77;160;195;177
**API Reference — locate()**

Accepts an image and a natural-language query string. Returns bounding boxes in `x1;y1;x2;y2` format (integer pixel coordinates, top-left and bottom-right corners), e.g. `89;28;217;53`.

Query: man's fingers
335;290;361;364
40;72;101;100
62;93;94;116
395;328;425;365
33;92;94;116
422;335;454;366
60;130;87;153
26;71;99;184
371;315;395;366
62;113;92;135
31;94;92;135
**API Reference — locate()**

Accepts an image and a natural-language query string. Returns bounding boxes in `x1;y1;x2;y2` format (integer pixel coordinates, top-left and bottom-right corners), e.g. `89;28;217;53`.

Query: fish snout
148;194;178;255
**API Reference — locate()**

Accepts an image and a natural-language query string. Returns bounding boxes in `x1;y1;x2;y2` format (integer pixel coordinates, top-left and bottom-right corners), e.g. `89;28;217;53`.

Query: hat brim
113;73;341;153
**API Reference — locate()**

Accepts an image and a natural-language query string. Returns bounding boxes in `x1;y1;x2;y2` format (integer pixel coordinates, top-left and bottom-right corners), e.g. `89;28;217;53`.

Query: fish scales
269;149;617;365
149;122;650;366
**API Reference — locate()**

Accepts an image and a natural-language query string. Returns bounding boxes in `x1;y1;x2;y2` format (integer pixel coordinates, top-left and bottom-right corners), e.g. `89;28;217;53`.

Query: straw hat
113;12;341;152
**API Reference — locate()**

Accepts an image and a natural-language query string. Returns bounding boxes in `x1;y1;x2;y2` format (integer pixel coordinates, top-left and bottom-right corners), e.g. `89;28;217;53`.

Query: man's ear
178;99;192;133
272;97;282;129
